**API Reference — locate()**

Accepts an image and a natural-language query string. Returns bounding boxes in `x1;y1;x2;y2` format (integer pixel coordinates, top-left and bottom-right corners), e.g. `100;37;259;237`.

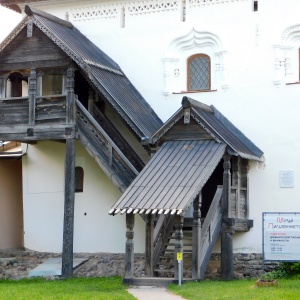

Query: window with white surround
163;28;227;96
274;24;300;86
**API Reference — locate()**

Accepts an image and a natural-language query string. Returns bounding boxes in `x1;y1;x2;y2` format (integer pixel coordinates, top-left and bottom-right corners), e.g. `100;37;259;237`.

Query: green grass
0;277;135;300
169;278;300;300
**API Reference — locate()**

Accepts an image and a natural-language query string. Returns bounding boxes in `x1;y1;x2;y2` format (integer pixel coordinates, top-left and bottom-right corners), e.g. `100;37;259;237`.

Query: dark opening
253;1;258;11
74;70;90;109
8;72;24;97
201;159;224;217
75;166;84;193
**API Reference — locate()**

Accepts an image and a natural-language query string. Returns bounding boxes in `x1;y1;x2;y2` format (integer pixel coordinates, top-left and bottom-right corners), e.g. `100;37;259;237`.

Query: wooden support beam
221;218;235;280
145;214;154;276
192;194;202;280
125;213;135;279
231;156;240;218
174;215;184;281
61;138;76;278
29;69;36;126
66;67;75;125
221;153;234;280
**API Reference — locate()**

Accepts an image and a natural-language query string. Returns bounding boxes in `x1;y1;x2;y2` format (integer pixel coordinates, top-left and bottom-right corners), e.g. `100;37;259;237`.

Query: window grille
187;54;211;91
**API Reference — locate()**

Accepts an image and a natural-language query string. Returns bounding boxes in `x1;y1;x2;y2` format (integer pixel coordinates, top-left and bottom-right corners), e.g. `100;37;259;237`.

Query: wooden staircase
153;186;223;279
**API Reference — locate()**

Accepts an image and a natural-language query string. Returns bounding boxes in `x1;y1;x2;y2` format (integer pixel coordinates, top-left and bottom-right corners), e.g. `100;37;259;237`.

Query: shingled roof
0;5;163;138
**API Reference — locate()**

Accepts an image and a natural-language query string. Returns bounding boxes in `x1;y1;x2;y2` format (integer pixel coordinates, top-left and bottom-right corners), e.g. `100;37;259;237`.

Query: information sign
263;212;300;261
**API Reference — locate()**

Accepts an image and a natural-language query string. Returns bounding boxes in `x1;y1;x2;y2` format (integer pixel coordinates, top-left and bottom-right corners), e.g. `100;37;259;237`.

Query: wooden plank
29;68;36;126
145;214;154;276
62;138;76;278
125;214;135;279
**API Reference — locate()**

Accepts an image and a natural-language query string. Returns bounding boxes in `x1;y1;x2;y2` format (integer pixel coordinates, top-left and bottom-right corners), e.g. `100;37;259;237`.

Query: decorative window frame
163;28;228;96
273;24;300;86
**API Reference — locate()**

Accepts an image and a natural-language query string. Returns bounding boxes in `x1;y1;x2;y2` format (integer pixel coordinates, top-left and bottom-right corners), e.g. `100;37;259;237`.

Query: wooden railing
76;99;139;192
153;214;175;269
199;185;223;278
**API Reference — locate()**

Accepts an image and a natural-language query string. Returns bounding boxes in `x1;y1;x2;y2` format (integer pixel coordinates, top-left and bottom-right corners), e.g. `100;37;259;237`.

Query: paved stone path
128;286;186;300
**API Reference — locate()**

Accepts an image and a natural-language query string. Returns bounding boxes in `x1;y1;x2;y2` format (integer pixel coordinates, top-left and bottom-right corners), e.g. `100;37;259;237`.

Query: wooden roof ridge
24;5;73;29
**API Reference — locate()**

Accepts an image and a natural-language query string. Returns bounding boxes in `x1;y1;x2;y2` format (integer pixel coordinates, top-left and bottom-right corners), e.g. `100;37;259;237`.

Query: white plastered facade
13;0;300;254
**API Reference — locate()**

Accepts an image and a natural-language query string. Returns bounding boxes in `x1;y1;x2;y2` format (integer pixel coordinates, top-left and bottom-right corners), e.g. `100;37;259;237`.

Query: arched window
75;166;84;193
187;54;211;91
6;72;28;97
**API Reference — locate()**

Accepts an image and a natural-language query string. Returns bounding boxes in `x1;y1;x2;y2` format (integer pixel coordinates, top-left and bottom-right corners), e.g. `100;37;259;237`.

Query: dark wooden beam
221;153;234;280
61;138;76;278
145;214;154;276
125;213;135;279
192;194;201;280
66;67;75;125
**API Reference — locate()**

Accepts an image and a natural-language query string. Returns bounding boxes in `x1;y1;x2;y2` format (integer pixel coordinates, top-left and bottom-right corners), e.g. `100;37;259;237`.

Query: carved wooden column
192;194;201;280
145;214;154;276
241;159;249;219
66;66;75;125
174;215;184;280
29;69;36;126
0;75;7;98
61;138;76;278
125;213;135;279
231;156;240;218
221;153;234;280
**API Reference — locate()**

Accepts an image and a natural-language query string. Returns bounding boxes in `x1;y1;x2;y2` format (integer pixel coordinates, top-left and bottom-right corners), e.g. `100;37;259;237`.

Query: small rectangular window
253;1;258;11
42;74;63;96
75;166;84;193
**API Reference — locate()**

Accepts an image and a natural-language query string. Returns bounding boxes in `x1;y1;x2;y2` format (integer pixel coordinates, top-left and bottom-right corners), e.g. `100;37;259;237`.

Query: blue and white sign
263;212;300;261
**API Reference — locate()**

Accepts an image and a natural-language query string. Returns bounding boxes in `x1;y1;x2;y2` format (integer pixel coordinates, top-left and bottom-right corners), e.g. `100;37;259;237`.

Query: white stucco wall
17;0;300;254
22;141;145;253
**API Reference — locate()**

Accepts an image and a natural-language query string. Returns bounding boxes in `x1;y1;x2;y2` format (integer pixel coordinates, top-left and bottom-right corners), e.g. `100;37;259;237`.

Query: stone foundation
0;249;278;280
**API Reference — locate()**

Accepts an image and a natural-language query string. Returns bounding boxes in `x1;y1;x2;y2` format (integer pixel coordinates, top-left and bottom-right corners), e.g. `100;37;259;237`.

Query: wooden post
192;194;201;280
125;213;135;279
61;138;76;278
174;215;184;280
221;153;234;280
0;76;6;98
29;69;36;126
66;66;75;125
231;156;240;218
145;214;154;276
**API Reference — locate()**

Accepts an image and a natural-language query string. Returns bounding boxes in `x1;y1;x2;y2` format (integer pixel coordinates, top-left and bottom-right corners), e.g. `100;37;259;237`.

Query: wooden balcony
0;94;76;141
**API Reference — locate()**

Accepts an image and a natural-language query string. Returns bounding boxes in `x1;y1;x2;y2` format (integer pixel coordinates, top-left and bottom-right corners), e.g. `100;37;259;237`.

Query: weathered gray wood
192;194;201;280
222;153;231;218
231;156;240;218
0;77;6;98
0;124;76;141
240;159;249;219
62;138;76;278
145;214;154;276
174;215;183;281
66;67;75;125
125;213;135;279
29;69;36;126
200;186;222;279
221;153;234;280
221;218;235;280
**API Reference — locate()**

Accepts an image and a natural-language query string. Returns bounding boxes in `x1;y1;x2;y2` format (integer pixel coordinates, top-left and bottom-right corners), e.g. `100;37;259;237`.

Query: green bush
280;262;300;275
260;269;288;280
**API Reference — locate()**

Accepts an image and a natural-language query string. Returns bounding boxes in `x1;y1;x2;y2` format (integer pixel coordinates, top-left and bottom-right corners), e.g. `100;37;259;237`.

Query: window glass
188;54;211;91
42;74;63;96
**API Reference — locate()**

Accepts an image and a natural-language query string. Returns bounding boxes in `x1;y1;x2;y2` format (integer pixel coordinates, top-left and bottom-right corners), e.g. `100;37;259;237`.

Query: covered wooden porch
109;97;264;285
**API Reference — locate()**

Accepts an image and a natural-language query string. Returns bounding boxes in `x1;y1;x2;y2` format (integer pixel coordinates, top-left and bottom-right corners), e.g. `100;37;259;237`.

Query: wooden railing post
192;193;202;280
174;215;184;281
62;138;76;278
29;68;36;126
125;213;135;279
145;214;154;276
66;66;75;125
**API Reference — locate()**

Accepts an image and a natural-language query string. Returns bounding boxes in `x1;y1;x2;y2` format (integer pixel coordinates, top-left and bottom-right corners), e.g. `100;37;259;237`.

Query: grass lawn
169;278;300;300
0;277;135;300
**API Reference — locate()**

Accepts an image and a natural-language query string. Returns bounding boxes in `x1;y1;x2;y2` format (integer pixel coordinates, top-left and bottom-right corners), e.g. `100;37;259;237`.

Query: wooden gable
161;117;213;143
0;25;70;71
